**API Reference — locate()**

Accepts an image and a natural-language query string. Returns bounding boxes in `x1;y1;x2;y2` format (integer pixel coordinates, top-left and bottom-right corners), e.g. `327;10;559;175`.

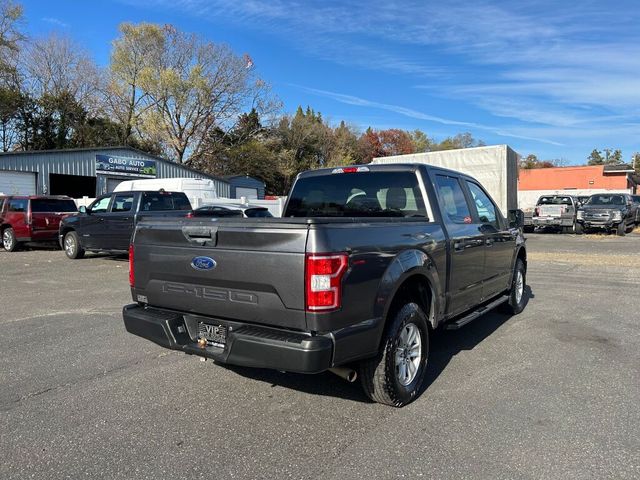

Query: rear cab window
538;196;573;206
284;170;428;218
31;199;78;213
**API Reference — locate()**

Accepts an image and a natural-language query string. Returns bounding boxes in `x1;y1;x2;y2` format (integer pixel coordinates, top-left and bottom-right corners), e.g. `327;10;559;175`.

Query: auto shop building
0;146;230;198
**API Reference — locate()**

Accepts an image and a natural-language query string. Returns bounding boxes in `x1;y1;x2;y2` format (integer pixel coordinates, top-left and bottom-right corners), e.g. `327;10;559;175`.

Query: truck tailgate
132;219;309;330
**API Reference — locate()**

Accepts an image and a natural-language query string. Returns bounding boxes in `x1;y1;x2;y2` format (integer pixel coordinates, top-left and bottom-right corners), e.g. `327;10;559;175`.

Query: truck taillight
129;244;134;287
535;207;540;216
305;254;348;312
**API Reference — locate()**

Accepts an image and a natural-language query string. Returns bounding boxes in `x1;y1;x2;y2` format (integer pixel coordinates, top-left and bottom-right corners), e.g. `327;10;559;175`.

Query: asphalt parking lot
1;233;639;479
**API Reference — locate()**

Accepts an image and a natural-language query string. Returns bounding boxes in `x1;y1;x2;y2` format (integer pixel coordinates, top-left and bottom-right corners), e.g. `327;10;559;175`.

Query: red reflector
342;167;358;173
305;254;348;312
128;244;134;287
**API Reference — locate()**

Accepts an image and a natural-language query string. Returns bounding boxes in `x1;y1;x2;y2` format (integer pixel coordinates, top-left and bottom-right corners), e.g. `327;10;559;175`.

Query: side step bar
444;295;509;330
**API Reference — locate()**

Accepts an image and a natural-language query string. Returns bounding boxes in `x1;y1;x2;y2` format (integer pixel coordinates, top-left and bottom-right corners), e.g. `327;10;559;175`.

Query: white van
113;178;218;208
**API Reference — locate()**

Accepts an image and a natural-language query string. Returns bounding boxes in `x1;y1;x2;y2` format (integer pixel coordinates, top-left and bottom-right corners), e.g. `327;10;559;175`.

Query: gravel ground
1;233;639;479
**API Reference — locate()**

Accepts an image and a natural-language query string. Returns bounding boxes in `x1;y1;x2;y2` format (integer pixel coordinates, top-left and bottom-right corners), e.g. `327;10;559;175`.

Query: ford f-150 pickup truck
123;164;527;407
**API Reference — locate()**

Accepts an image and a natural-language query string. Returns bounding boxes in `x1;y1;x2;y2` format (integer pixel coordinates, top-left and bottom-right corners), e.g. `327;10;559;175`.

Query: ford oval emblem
191;256;217;271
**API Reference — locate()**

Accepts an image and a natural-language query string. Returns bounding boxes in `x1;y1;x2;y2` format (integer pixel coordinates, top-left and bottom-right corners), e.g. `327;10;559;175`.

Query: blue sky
20;0;640;164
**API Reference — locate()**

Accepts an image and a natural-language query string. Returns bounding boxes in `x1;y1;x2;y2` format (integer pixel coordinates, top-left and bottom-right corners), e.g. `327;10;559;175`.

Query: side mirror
79;206;89;214
508;209;524;229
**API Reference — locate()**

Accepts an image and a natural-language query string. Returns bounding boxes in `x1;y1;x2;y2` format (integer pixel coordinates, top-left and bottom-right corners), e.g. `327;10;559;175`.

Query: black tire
616;222;626;236
358;303;430;407
63;231;85;259
523;226;534;234
500;258;527;315
575;222;583;234
2;227;19;252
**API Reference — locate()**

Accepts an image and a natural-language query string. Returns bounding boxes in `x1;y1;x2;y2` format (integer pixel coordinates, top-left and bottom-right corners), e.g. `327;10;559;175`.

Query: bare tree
138;25;278;162
0;0;24;83
22;33;102;113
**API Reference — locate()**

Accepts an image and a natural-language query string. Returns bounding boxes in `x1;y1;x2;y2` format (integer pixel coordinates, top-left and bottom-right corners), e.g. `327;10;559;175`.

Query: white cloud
41;17;69;28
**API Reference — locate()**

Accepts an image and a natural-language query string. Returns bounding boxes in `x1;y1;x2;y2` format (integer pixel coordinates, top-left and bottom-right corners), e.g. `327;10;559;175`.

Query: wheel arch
374;249;443;333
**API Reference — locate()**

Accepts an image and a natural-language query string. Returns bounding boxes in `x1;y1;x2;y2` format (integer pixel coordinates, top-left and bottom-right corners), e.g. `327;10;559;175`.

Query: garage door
0;171;37;195
236;187;258;199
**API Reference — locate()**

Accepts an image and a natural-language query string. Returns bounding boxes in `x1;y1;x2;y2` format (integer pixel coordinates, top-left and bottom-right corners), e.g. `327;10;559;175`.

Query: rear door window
141;192;192;211
8;199;28;212
284;171;427;218
434;175;472;225
31;199;78;212
111;194;135;213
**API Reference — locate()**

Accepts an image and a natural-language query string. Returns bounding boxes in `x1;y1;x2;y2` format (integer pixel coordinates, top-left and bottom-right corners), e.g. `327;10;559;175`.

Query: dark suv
0;195;78;251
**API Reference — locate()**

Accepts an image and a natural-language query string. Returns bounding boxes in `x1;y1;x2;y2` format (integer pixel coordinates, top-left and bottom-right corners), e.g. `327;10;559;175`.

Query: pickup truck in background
577;193;637;236
532;195;582;234
59;190;191;259
123;164;527;407
1;195;78;251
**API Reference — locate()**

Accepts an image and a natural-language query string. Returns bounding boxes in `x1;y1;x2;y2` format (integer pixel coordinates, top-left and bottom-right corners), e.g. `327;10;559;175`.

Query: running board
444;295;510;330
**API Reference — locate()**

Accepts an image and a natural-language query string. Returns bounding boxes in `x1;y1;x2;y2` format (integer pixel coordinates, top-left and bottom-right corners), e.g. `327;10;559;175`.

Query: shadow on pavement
222;286;534;405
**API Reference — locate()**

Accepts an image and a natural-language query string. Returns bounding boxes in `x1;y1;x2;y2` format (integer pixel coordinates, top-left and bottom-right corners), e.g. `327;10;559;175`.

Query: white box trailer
372;145;520;216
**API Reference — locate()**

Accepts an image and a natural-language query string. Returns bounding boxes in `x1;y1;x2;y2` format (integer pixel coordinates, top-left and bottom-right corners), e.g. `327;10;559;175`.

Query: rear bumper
122;304;335;374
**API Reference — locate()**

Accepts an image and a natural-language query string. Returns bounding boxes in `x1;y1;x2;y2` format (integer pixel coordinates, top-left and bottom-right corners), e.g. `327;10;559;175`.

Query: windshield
585;194;625;206
538;196;572;205
31;199;78;212
284;171;427;218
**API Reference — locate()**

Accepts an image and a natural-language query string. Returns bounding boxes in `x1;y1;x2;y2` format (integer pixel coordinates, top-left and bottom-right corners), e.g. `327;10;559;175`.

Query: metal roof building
223;174;266;199
0;146;229;198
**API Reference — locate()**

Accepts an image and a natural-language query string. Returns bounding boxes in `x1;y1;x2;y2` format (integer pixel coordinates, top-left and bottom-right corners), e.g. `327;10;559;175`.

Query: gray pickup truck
123;164;527;406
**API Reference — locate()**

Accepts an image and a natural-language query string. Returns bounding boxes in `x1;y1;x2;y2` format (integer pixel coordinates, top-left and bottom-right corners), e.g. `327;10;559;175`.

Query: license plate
197;322;227;347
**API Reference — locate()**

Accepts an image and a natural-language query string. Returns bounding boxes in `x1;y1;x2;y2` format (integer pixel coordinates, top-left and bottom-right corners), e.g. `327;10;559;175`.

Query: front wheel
616;222;626;236
359;303;430;407
63;231;85;259
500;258;527;315
2;227;19;252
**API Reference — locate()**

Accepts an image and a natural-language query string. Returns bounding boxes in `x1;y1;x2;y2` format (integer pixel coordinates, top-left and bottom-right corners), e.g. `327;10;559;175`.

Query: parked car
532;195;582;233
123;164;528;407
59;190;192;259
576;193;636;236
631;195;640;225
1;195;77;252
188;204;274;218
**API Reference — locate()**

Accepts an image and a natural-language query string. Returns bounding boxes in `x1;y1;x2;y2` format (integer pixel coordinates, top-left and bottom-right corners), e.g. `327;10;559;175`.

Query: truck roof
297;163;477;181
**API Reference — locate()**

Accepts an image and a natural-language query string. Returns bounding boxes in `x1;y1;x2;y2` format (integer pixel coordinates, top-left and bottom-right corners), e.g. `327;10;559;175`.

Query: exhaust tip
329;367;357;383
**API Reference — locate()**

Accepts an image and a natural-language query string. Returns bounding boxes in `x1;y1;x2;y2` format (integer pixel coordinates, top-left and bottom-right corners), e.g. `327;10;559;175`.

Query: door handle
182;225;218;246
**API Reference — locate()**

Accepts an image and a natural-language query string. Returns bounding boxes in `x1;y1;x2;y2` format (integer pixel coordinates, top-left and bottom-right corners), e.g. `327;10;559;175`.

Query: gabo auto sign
95;154;157;178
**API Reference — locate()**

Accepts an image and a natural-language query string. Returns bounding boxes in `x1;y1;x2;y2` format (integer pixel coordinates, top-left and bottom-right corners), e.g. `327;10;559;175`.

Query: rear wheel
359;303;429;407
63;231;85;259
500;258;527;315
2;227;18;252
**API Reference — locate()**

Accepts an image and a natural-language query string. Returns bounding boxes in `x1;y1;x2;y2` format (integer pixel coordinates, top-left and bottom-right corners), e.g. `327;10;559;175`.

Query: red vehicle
0;195;78;251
